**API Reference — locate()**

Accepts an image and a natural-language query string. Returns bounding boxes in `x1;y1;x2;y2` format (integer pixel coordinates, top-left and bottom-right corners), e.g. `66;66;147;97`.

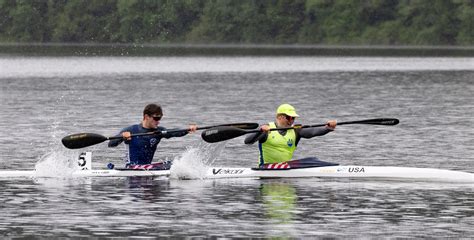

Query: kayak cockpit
252;157;339;170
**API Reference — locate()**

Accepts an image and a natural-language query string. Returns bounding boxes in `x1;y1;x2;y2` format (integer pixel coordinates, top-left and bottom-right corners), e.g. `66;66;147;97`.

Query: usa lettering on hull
337;167;365;173
348;167;365;173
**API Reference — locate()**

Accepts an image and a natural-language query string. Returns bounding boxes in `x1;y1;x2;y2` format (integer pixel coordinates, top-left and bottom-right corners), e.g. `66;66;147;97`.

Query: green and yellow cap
276;104;299;117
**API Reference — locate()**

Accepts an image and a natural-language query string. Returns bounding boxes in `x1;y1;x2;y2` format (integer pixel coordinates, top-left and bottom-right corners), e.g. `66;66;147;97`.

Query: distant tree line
0;0;472;45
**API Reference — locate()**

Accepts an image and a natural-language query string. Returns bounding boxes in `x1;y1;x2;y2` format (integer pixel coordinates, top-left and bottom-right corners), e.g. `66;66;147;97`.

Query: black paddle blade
61;133;108;149
201;126;250;143
361;118;399;125
337;118;399;126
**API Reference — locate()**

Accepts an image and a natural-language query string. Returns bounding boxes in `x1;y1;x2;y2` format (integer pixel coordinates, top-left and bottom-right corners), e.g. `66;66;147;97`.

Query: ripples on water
0;56;473;238
1;178;472;238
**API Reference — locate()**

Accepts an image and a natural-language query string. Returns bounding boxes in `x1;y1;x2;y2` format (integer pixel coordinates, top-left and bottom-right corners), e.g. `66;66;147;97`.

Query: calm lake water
0;56;473;238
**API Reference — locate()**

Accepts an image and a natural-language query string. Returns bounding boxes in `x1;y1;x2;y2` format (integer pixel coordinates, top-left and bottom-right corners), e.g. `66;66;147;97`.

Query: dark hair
143;104;163;116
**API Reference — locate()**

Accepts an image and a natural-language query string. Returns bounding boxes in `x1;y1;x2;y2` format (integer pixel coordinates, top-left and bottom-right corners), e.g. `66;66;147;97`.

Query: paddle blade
201;126;250;143
61;133;108;149
354;118;399;126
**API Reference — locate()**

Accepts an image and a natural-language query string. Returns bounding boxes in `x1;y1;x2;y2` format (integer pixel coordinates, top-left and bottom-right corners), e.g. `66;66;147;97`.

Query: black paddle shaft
201;118;399;143
62;122;259;149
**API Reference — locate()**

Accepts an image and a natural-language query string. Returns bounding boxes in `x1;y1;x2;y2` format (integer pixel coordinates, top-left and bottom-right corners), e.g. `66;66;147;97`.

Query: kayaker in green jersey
244;103;337;167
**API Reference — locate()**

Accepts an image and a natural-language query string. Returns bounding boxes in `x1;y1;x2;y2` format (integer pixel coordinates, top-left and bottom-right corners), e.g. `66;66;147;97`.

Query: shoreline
1;43;473;57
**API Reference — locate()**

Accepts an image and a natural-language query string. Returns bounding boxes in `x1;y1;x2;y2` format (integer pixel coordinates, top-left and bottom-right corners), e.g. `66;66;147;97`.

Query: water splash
170;142;226;180
32;89;85;178
35;151;79;177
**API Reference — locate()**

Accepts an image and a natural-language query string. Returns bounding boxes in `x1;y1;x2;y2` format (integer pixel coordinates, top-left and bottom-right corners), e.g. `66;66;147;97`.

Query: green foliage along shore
0;0;472;45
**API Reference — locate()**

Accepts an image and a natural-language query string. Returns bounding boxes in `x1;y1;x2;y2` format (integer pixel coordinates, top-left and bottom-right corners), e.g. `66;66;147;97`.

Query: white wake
35;151;79;177
170;142;226;180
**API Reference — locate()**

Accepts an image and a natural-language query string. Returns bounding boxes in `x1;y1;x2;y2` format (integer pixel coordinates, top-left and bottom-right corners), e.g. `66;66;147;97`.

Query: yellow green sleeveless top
259;122;297;165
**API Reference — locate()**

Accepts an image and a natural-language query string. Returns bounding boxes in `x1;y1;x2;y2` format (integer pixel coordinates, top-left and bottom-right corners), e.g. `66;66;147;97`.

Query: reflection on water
260;181;297;225
1;56;473;79
0;177;472;238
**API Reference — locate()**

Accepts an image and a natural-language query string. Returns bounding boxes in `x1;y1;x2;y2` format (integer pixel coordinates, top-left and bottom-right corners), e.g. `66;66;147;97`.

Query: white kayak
1;152;473;182
0;152;170;178
1;165;473;182
0;169;170;178
206;165;474;182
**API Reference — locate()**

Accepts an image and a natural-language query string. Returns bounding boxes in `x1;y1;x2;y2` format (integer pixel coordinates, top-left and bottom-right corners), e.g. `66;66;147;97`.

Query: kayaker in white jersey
244;103;336;168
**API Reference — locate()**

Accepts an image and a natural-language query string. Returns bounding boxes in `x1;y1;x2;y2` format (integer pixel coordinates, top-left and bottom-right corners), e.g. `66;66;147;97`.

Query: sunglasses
284;115;295;121
151;115;162;121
